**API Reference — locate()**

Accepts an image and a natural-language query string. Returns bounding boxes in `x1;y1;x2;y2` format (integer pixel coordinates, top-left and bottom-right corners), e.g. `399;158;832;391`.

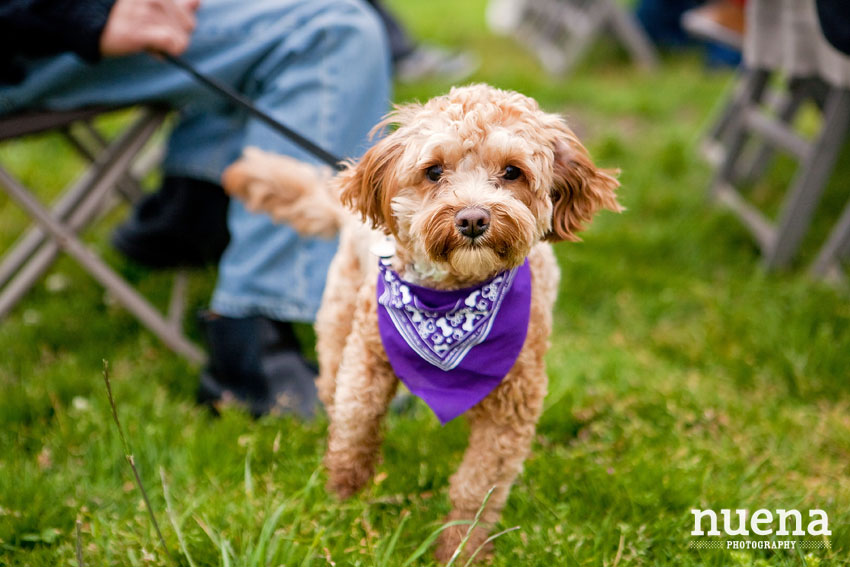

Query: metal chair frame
0;106;205;363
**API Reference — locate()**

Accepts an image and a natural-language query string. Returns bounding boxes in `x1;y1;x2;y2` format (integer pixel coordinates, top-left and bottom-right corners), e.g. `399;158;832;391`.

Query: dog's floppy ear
337;129;405;234
545;130;622;242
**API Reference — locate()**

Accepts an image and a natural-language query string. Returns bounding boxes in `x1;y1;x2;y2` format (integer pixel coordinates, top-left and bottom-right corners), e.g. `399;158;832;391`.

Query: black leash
160;53;345;171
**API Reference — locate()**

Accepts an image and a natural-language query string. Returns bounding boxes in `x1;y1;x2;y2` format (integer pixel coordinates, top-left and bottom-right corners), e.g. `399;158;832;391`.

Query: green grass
2;1;850;565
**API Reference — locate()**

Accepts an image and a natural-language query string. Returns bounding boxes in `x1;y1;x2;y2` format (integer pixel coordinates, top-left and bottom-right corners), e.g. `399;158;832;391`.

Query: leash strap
160;53;345;171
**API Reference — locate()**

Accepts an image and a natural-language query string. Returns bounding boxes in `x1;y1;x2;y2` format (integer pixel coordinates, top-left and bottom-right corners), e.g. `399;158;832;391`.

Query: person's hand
99;0;201;57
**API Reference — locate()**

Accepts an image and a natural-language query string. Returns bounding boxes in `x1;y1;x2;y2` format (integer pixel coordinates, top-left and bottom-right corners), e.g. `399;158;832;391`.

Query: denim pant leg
203;1;392;321
0;0;391;323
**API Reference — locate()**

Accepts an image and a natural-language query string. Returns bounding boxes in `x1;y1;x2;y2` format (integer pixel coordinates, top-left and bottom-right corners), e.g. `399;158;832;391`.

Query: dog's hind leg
324;284;397;499
435;371;546;564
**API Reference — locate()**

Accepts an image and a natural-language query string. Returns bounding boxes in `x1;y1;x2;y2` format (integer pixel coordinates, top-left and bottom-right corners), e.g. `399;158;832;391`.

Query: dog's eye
426;164;443;182
503;165;522;180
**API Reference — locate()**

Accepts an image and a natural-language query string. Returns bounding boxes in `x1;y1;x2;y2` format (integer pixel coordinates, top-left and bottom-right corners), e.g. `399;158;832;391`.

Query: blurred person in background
637;0;745;66
0;0;391;418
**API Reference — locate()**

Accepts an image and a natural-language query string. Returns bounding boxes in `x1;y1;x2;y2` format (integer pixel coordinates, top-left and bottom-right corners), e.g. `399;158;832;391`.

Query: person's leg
1;0;390;184
116;0;392;309
199;1;389;415
635;0;700;47
0;0;391;414
204;0;392;322
111;175;231;269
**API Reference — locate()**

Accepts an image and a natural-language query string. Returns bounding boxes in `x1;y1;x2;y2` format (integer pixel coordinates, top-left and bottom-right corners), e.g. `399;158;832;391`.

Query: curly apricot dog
223;84;620;562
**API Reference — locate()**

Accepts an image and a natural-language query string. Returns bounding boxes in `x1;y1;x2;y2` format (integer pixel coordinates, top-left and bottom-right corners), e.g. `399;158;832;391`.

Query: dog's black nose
455;207;490;239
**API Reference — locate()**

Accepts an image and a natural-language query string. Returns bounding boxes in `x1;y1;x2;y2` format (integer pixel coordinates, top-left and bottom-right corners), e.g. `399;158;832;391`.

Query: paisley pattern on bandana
378;263;519;371
376;258;532;424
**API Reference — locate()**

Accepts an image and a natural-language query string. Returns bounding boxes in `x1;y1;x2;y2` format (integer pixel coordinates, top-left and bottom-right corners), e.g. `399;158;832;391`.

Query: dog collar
376;258;532;424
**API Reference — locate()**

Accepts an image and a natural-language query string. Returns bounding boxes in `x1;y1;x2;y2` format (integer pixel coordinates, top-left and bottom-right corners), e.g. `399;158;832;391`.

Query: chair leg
0;166;205;364
811;199;850;278
560;1;611;74
604;0;659;70
64;119;164;203
0;108;203;364
0;110;165;317
704;68;768;158
64;126;143;203
0;173;95;287
515;0;607;75
709;69;771;200
0;110;166;289
764;88;850;269
737;77;809;185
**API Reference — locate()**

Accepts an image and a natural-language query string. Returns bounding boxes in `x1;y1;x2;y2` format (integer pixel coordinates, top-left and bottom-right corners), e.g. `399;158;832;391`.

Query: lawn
2;1;850;566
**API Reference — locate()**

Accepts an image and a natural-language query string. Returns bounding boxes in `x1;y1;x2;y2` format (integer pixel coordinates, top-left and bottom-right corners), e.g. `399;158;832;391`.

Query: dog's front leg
314;231;364;412
324;284;398;499
435;375;544;563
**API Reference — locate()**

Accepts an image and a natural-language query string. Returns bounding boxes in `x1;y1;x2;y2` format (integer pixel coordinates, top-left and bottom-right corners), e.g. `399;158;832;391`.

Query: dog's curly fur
223;84;621;563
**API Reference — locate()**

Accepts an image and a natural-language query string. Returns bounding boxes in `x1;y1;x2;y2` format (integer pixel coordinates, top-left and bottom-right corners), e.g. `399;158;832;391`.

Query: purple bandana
376;258;531;424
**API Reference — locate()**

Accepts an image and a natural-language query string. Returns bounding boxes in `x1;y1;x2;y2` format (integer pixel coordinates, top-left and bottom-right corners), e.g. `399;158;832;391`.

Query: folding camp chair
0;106;206;364
704;0;850;274
503;0;658;76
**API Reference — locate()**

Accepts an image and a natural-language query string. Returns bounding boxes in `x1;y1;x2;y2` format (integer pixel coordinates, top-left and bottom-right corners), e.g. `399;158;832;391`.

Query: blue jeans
0;0;391;322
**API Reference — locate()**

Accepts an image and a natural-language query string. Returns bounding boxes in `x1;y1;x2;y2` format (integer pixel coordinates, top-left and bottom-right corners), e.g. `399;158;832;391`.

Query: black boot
112;176;230;268
197;312;319;418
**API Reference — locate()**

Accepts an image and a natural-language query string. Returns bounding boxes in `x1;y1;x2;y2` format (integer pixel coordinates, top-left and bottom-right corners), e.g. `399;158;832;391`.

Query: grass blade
161;467;197;567
299;527;327;567
75;518;85;567
244;447;254;501
400;520;472;567
445;486;496;567
250;501;290;566
222;540;235;567
195;517;234;567
462;526;520;567
102;359;174;563
377;510;410;567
